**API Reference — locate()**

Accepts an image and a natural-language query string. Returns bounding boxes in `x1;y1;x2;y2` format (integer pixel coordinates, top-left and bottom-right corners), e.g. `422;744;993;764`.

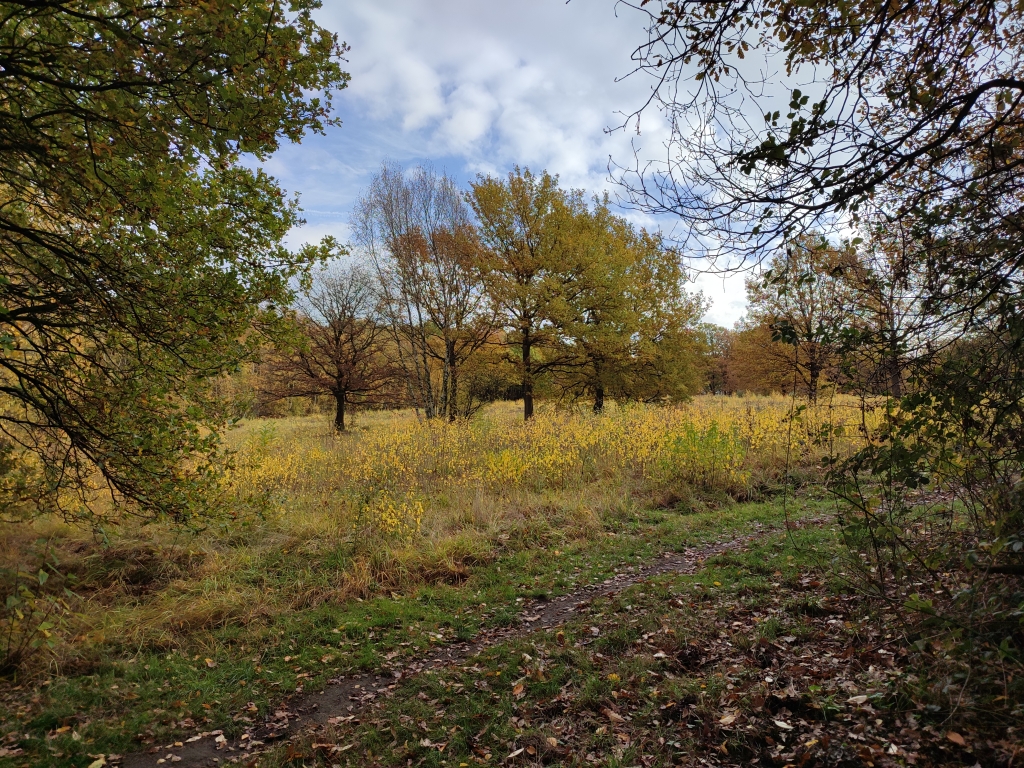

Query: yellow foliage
224;395;882;535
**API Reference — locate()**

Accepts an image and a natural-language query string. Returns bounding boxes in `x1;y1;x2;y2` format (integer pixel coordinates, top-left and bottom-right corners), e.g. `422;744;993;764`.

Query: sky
263;0;750;327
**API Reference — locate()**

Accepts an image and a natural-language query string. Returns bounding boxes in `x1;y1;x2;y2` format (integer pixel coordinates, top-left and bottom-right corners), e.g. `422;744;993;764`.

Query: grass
260;518;1023;768
0;396;883;767
0;497;832;767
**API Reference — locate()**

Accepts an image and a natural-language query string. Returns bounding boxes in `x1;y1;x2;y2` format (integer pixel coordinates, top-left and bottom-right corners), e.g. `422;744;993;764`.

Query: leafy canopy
0;0;348;525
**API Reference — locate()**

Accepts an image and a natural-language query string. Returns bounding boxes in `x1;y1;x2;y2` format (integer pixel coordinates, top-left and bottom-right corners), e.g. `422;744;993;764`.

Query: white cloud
268;0;749;325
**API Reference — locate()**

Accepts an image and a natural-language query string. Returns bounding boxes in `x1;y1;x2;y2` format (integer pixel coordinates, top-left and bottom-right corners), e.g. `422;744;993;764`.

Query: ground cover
10;396;996;768
0;492;819;768
252;516;1024;768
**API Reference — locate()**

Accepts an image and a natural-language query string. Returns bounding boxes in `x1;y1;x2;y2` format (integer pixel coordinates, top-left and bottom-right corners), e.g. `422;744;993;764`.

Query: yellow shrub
224;395;880;534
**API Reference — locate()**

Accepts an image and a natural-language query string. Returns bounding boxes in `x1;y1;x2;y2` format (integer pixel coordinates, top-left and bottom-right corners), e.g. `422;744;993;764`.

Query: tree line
259;164;708;429
706;230;924;404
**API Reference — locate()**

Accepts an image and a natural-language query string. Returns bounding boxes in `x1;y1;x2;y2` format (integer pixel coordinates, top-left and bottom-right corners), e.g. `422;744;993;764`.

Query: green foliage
469;168;582;419
469;169;707;418
0;556;71;678
554;211;707;409
745;236;856;401
0;0;349;524
657;421;747;493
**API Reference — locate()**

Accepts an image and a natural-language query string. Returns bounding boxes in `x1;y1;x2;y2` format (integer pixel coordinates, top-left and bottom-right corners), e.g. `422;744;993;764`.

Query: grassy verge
0;492;832;768
258;518;1023;768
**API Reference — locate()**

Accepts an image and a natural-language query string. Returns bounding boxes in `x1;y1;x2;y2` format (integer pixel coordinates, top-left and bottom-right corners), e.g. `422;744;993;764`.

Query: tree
263;265;395;432
554;216;706;411
745;238;856;401
722;321;792;395
840;222;930;399
0;1;348;524
469;168;586;420
614;230;708;405
618;0;1024;264
546;201;635;412
618;0;1024;644
353;163;495;421
695;324;730;395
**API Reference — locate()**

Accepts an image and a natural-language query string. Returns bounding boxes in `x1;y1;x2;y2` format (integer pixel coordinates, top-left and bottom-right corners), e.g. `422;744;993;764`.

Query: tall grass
2;396;880;671
226;395;878;534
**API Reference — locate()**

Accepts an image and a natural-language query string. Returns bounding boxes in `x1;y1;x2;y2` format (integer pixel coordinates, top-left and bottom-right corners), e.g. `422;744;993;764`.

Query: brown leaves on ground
500;570;1022;767
308;560;1022;767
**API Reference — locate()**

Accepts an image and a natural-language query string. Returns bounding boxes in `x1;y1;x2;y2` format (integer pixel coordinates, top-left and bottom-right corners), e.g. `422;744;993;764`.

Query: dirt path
122;527;768;768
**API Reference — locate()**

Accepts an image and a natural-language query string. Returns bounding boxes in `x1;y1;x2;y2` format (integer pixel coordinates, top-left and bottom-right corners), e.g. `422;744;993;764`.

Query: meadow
0;395;881;767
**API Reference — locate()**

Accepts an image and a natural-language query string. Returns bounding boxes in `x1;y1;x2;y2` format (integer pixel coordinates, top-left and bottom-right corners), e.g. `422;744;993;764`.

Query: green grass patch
0;497;828;768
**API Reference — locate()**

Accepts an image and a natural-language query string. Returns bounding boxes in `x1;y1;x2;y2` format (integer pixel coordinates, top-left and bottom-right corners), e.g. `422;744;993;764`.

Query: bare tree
264;265;395;431
745;237;857;401
352;162;494;420
842;221;933;399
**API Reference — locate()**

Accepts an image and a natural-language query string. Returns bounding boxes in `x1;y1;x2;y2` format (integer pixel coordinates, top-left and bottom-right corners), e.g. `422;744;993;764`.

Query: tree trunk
420;335;436;419
808;361;820;403
522;329;534;420
440;355;450;421
887;331;903;398
446;339;458;422
334;390;346;432
592;357;606;413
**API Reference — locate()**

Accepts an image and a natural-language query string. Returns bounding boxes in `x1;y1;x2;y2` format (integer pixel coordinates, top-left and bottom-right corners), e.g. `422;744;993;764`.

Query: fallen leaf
87;757;106;768
773;720;793;730
719;714;736;726
946;731;966;747
546;737;558;747
847;695;868;705
602;707;625;723
507;748;524;758
204;658;216;669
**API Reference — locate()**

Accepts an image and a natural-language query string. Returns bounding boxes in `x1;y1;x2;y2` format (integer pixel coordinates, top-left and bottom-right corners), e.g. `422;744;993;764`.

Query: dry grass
1;395;880;672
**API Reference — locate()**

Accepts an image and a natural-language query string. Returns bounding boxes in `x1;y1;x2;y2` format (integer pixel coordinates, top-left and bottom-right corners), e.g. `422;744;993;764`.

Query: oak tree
0;1;348;524
554;212;706;410
745;238;856;401
469;168;592;420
